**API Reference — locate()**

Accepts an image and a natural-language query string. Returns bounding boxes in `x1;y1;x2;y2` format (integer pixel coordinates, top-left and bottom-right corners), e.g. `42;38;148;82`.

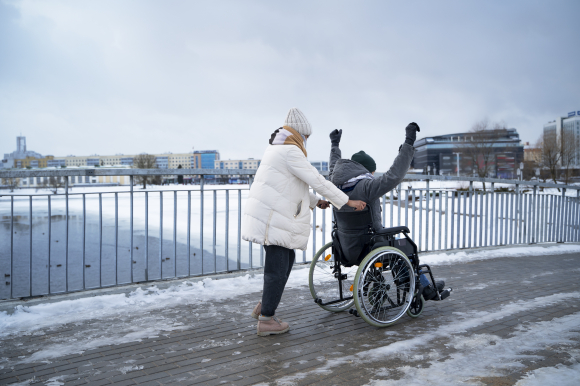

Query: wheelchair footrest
439;288;452;301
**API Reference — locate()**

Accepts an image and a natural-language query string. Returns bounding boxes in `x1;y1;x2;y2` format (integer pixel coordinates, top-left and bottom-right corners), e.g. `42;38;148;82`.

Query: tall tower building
17;136;26;153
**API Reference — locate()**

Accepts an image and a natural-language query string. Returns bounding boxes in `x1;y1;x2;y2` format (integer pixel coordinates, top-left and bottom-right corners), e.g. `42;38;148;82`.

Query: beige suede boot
257;315;289;336
251;302;262;320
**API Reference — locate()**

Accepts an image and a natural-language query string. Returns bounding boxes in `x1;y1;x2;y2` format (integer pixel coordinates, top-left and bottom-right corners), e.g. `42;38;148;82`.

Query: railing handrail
2;168;579;191
0;168;256;177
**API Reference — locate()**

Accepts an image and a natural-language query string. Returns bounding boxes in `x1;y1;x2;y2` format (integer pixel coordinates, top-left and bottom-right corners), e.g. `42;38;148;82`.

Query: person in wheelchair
309;123;450;327
326;123;419;267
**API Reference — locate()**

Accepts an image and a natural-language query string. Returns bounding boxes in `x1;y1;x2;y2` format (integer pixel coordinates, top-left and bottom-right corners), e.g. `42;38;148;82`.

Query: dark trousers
261;245;295;317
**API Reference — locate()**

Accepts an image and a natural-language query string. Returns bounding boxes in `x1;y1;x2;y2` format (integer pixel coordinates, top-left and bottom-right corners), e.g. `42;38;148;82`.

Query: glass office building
413;129;524;178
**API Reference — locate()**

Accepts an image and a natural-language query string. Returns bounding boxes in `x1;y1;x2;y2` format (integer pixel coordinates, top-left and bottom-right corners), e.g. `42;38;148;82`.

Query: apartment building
215;158;260;169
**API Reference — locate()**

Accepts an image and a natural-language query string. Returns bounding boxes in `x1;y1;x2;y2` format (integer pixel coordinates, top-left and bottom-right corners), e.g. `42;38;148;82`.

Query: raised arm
329;129;342;177
360;123;420;201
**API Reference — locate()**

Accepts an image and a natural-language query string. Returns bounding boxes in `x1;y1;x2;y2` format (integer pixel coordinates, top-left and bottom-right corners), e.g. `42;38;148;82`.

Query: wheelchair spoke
355;250;415;327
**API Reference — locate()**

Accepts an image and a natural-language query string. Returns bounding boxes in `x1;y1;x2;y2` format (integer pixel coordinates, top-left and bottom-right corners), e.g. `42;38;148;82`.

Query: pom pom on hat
351;151;376;173
284;107;312;136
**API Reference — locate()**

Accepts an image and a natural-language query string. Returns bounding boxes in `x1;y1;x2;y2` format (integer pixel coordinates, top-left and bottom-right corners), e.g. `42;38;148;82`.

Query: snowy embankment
420;244;580;265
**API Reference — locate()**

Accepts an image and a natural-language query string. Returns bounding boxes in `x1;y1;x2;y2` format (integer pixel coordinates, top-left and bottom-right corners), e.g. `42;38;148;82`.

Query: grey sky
1;0;579;169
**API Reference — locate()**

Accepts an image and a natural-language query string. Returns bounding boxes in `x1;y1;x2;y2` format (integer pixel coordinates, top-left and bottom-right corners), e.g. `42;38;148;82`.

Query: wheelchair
308;208;451;328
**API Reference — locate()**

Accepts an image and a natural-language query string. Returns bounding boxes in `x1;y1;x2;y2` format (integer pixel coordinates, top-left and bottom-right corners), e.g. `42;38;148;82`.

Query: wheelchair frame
310;220;451;327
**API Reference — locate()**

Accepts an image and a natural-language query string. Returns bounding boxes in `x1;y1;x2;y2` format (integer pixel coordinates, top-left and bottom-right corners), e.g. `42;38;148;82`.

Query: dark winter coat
329;143;415;264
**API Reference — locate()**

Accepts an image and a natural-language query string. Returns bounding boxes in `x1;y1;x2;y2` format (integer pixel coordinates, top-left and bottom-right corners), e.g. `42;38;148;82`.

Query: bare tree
133;153;158;189
1;177;20;192
43;176;65;194
540;130;562;185
560;129;578;185
458;119;505;191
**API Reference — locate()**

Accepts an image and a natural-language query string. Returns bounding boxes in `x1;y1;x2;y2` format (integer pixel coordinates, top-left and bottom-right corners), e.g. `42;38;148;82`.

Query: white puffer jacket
242;145;349;251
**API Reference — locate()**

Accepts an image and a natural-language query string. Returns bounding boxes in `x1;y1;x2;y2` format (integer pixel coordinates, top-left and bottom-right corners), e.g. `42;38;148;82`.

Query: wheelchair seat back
332;207;416;267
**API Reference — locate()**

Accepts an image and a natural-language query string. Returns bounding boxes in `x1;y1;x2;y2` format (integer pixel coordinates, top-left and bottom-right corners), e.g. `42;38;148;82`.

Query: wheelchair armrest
375;226;410;236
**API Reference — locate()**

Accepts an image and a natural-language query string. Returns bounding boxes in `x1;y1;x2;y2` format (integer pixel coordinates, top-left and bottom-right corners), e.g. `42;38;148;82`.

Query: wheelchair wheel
406;294;425;318
353;246;415;327
309;241;356;312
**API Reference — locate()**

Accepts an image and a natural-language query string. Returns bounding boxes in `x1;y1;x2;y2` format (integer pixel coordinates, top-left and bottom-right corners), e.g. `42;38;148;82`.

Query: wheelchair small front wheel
309;241;356;312
353;247;415;327
406;294;425;318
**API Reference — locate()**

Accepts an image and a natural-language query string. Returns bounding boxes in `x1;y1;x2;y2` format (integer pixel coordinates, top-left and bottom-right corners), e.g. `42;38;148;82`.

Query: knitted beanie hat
351;151;376;173
284;107;312;136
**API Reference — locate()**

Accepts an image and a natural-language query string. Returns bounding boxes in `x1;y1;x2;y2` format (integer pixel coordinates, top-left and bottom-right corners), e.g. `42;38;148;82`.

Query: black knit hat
351;151;376;172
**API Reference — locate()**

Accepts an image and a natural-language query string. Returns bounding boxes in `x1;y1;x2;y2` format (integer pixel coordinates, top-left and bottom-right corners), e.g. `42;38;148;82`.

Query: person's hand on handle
329;129;342;145
404;122;421;146
316;200;330;209
346;199;366;211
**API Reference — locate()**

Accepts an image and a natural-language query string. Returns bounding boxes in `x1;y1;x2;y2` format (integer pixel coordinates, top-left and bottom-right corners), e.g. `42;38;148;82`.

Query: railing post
10;196;14;299
418;185;423;251
200;175;204;274
237;189;242;270
174;190;178;278
532;185;537;244
29;196;32;297
159;191;163;279
65;176;69;292
48;196;52;294
484;186;488;246
225;190;229;271
312;190;317;260
411;190;416;240
450;190;455;249
130;175;134;282
145;191;149;280
99;193;102;287
444;191;449;250
425;180;429;251
515;183;520;244
489;182;494;246
468;181;473;248
82;193;86;290
322;196;326;248
576;189;580;242
559;188;566;243
397;183;402;228
382;194;386;227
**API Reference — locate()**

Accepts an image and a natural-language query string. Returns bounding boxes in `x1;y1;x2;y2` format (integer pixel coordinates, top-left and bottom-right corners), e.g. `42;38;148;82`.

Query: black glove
405;122;420;146
329;129;342;145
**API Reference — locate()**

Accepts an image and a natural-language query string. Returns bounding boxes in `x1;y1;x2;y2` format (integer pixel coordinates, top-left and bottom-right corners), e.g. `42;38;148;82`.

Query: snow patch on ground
275;291;580;385
0;267;311;340
421;244;580;266
515;363;580;385
118;365;143;374
366;312;580;385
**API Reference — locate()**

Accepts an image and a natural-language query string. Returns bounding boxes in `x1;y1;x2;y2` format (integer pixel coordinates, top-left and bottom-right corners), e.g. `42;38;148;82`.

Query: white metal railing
1;168;579;300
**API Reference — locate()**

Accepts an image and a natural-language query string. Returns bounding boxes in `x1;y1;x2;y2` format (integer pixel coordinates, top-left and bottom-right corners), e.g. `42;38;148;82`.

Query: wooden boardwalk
1;248;579;385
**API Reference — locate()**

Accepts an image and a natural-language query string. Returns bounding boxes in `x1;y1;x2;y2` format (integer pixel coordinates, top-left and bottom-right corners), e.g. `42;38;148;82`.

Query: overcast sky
1;0;579;169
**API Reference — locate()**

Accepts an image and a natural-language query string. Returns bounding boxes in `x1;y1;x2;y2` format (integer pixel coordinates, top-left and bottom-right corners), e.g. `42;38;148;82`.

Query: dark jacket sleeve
329;142;342;178
359;143;415;202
